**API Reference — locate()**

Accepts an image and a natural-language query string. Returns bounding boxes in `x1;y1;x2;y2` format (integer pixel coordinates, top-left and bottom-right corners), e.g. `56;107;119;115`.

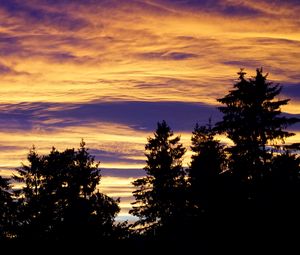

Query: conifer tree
130;121;186;237
189;121;226;214
215;68;300;239
217;68;299;181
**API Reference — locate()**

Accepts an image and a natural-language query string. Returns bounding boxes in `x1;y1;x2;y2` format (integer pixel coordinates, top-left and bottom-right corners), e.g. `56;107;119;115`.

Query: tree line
0;68;299;242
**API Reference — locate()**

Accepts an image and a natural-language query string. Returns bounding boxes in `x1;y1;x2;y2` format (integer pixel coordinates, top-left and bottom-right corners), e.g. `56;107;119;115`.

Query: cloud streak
0;100;221;131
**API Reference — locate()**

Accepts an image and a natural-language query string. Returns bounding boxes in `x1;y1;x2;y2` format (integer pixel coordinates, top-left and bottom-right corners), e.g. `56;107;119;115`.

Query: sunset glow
1;0;299;220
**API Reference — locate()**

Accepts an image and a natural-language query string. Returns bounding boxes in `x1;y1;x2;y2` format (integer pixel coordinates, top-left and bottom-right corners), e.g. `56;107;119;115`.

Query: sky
0;0;300;221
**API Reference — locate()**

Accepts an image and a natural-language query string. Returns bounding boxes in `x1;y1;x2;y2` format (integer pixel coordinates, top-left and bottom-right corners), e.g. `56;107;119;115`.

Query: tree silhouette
215;68;300;243
0;176;13;239
185;121;228;240
13;147;46;240
130;121;187;238
13;141;122;240
217;68;299;182
188;121;226;215
259;146;300;234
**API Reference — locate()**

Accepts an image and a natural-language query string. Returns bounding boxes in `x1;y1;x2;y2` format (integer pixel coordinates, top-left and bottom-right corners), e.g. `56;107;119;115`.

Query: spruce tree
189;121;226;215
216;68;299;181
13;147;46;239
215;68;300;241
130;121;186;237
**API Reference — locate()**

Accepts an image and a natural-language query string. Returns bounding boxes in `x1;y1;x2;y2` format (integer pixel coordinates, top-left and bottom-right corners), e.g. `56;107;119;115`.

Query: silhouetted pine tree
217;68;298;181
189;121;226;215
130;121;187;239
216;68;300;241
185;121;227;240
13;141;122;240
0;176;13;239
13;147;46;240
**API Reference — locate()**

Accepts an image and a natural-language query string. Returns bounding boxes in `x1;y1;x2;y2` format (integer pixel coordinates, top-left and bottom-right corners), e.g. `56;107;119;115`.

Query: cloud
0;0;90;32
58;101;220;131
0;62;29;76
0;33;22;57
101;168;144;178
0;63;14;74
283;84;300;100
139;51;198;61
89;149;144;165
153;0;265;17
220;3;262;16
0;101;221;132
1;97;299;134
0;0;299;108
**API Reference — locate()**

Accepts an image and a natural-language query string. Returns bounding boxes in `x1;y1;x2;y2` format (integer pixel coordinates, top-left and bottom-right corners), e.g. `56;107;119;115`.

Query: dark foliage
217;68;298;181
214;68;300;242
187;121;226;236
189;121;226;211
130;120;187;239
12;141;122;240
0;176;14;239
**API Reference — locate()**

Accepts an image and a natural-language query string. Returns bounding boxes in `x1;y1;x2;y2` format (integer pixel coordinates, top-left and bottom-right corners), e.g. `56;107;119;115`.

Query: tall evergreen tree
13;147;46;239
216;68;299;181
130;121;186;237
189;121;226;215
215;68;300;241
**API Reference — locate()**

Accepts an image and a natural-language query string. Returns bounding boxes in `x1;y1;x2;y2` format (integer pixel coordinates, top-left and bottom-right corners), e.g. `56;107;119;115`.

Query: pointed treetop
80;139;86;149
237;68;247;80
